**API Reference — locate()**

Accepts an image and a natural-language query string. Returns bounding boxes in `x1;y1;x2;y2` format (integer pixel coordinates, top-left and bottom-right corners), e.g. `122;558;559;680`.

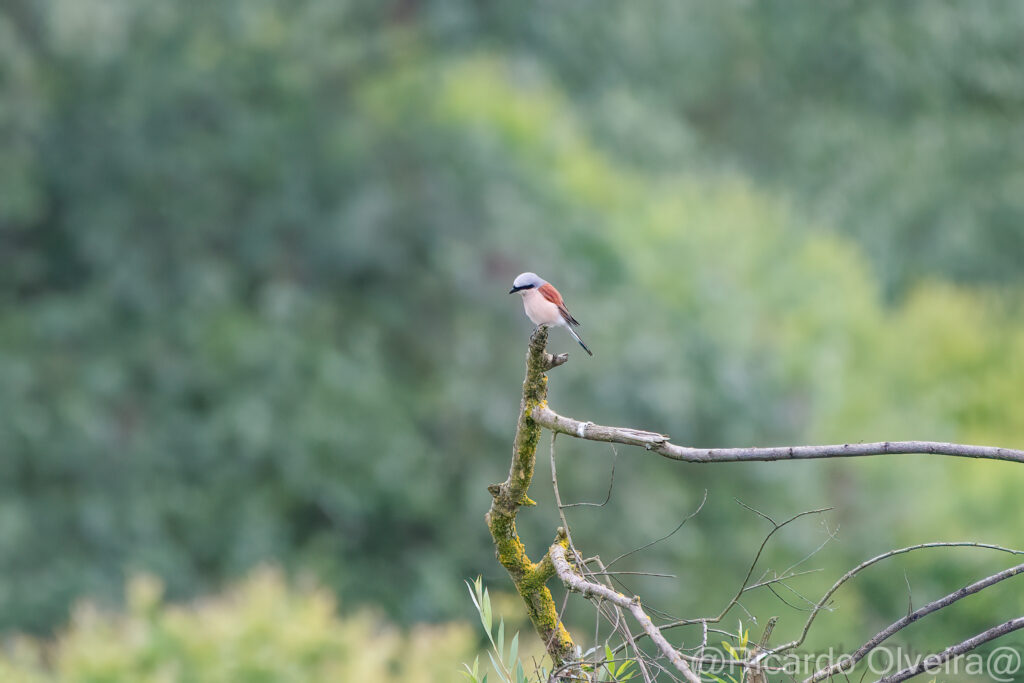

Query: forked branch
549;541;703;683
487;333;1024;682
485;327;575;668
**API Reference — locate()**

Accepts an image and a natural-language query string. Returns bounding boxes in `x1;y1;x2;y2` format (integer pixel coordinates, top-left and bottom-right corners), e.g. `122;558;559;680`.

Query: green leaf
599;644;615;682
466;580;481;613
497;619;505;662
487;651;507;683
482;588;493;635
508;632;518;669
460;655;481;682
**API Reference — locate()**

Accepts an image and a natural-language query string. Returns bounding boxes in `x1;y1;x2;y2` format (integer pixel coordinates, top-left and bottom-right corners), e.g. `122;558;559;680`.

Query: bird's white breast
521;289;562;326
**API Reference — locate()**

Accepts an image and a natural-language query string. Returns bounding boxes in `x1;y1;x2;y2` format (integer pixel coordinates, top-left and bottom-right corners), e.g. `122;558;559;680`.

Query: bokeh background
1;1;1023;680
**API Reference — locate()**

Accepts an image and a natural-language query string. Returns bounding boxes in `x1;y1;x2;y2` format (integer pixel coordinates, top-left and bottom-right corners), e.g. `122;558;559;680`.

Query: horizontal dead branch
532;405;1024;464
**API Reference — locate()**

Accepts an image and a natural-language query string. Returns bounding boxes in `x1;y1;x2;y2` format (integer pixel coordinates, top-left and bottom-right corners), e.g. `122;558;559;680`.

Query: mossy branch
486;327;1024;683
485;327;574;668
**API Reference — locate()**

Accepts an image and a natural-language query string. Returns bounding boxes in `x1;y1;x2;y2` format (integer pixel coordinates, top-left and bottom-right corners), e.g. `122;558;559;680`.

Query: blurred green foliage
1;0;1022;665
0;568;471;682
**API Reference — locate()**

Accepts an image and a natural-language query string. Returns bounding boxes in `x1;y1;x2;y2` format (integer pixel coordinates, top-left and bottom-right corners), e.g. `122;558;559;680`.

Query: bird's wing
538;283;580;326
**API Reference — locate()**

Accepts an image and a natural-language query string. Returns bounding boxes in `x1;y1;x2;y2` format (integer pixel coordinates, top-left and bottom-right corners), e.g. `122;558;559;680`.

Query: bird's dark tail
567;326;593;356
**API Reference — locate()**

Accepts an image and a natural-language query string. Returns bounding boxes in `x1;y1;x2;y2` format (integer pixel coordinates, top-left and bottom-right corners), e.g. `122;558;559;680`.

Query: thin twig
903;571;913;617
744;569;824;592
584;555;654;683
736;498;778;525
780;520;840;577
589;571;677;579
776;578;819;609
766;583;811;612
550;542;703;683
550;433;577;552
625;506;829;653
709;505;833;624
605;490;708;569
560;444;619;508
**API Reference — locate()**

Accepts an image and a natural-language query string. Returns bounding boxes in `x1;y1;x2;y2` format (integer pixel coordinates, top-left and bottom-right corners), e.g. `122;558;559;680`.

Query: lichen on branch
485;327;575;667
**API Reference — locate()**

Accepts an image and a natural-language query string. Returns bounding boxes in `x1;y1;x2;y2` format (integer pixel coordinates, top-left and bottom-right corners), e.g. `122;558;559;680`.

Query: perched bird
509;272;593;356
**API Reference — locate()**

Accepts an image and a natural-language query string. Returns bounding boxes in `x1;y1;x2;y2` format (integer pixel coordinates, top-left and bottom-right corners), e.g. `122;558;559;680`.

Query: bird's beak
509;286;521;294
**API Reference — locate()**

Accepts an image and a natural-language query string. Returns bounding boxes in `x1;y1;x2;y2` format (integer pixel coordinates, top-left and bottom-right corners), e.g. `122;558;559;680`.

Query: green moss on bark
485;328;576;668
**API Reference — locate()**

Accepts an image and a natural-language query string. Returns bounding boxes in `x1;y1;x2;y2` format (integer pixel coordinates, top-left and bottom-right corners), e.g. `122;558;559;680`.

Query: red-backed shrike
509;272;593;356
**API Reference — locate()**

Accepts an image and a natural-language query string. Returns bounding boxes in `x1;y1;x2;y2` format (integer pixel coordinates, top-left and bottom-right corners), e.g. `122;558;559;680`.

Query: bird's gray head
509;272;546;294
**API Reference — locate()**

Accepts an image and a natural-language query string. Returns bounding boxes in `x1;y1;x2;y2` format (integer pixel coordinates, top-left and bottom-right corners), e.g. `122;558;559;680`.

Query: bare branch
903;571;914;617
696;506;831;626
695;620;708;676
616;506;830;657
566;554;656;683
766;582;813;612
807;561;1024;682
873;616;1024;683
744;568;824;592
544;352;570;371
773;578;819;610
550;433;578;553
550;541;703;683
774;541;1024;654
588;570;677;579
735;498;779;526
532;405;1024;464
605;490;707;570
559;445;618;509
780;519;840;577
